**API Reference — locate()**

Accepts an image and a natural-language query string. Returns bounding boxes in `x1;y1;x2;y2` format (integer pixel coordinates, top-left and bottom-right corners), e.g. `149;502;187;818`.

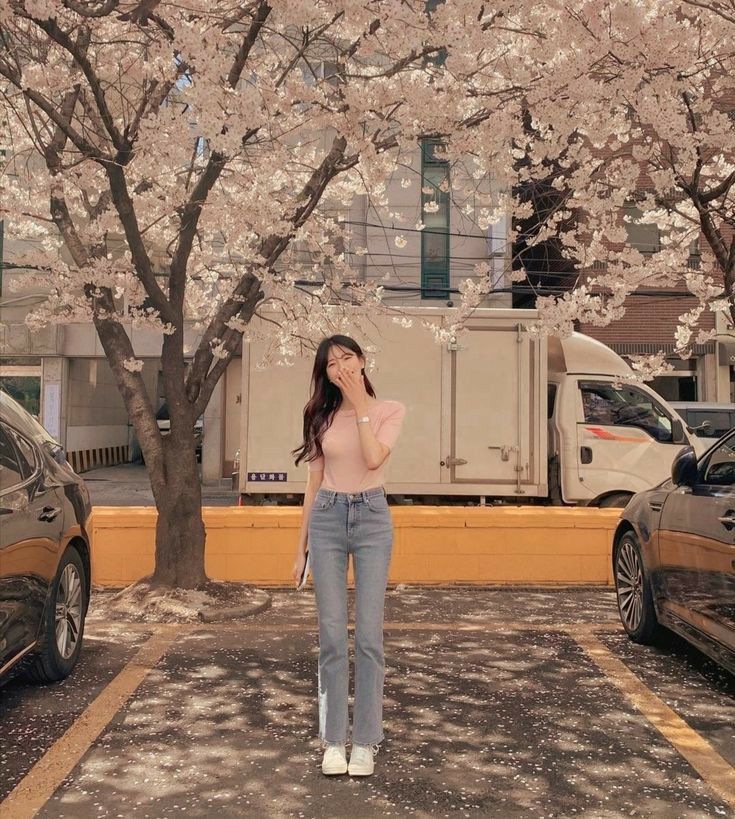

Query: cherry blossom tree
2;0;731;589
0;0;548;587
511;0;735;361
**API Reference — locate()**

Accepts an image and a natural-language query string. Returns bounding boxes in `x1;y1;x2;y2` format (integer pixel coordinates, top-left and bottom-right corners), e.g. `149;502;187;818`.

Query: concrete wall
65;357;159;454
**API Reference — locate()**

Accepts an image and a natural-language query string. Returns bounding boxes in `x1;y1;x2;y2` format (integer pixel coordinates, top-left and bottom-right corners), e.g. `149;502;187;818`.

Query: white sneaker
348;743;379;776
321;743;348;775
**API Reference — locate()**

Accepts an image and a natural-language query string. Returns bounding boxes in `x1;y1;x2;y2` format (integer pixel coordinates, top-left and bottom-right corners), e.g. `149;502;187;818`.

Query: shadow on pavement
33;623;733;818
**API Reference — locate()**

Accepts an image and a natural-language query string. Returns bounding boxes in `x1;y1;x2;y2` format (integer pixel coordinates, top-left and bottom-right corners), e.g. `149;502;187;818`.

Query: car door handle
718;514;735;529
38;505;62;522
580;446;593;465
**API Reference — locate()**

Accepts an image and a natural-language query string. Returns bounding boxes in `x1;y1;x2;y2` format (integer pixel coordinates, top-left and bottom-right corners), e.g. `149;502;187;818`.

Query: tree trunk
149;426;208;588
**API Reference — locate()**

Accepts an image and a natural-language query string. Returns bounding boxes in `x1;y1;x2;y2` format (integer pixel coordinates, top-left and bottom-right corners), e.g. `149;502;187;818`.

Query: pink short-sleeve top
306;399;406;493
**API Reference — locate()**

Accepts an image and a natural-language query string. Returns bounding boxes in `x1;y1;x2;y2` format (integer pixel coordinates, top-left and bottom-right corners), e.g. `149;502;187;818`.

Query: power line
291;278;703;299
341;218;704;255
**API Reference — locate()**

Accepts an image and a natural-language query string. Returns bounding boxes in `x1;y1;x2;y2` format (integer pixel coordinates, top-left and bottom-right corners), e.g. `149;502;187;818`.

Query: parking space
1;589;733;818
0;624;154;803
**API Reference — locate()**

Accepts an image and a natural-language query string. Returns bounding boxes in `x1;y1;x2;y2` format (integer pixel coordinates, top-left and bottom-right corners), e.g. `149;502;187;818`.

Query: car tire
614;531;661;645
25;545;88;683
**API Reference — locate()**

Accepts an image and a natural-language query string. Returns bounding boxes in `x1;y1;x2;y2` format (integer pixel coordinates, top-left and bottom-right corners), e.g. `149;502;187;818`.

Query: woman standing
292;335;405;777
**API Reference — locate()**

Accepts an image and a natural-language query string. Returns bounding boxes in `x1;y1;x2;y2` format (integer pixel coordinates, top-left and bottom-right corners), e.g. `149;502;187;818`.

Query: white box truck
237;307;698;506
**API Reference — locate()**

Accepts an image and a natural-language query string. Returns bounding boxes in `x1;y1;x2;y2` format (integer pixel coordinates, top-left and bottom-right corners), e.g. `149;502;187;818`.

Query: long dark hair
292;335;377;467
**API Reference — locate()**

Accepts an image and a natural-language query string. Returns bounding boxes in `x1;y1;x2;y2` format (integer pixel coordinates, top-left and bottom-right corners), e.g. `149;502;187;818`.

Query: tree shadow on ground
0;624;153;802
35;625;732;818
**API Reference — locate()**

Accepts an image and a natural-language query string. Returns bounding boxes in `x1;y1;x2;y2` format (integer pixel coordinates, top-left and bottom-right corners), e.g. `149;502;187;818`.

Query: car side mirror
671;446;698;487
670;419;688;445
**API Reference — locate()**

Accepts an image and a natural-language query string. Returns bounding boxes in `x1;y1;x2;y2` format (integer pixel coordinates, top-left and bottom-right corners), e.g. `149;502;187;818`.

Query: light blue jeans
308;485;393;747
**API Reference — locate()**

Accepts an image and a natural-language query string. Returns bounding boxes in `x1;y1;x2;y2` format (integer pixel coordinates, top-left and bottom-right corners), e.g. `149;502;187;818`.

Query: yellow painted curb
90;506;622;587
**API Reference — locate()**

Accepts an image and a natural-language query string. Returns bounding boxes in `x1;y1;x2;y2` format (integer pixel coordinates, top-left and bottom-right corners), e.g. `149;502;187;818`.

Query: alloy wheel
616;538;644;632
55;564;83;660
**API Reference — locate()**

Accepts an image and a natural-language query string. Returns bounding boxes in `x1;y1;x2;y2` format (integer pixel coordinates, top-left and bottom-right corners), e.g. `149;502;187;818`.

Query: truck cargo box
239;307;547;500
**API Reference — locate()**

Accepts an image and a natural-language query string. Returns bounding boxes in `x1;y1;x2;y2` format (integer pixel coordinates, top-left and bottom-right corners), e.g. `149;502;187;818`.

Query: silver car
670;401;735;441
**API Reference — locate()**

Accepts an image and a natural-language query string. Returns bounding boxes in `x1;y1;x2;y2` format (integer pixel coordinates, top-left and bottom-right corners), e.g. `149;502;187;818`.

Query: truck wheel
599;492;633;508
239;493;265;506
614;532;661;645
25;546;88;683
548;455;564;506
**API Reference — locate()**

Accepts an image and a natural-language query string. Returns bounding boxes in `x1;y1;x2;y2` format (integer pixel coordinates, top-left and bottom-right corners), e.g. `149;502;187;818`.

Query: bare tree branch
227;0;272;88
169;2;272;314
680;0;735;24
184;132;349;403
0;61;107;158
700;169;735;204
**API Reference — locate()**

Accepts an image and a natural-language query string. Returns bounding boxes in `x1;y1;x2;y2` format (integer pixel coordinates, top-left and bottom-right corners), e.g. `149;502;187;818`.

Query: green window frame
420;138;450;299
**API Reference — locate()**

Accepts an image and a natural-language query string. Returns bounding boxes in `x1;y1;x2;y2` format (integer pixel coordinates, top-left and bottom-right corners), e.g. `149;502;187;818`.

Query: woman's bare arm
297;467;323;555
354;415;390;470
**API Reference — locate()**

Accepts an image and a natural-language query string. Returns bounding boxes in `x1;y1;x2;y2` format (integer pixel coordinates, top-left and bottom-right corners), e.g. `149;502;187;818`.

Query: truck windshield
580;382;673;443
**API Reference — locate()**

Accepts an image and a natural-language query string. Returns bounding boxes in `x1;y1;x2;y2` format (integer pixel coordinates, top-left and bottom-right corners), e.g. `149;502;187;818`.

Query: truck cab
548;334;697;507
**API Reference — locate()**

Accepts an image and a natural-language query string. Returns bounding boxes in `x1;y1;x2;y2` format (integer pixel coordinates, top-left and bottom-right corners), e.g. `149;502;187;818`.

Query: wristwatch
357;416;370;424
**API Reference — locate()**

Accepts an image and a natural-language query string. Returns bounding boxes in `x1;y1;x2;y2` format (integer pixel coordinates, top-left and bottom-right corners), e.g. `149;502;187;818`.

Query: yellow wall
90;507;622;587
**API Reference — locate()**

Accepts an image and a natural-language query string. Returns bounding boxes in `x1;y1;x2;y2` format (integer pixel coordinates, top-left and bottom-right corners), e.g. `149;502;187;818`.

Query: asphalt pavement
1;588;734;818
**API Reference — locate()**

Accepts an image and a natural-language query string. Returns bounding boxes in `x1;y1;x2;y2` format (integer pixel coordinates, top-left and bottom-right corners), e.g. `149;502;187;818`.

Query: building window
687;238;701;269
624;203;660;257
649;374;697;402
421;138;450;299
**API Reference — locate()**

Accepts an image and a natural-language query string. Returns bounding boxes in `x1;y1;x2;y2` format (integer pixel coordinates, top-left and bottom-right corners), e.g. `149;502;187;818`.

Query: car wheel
614;531;661;644
25;546;88;683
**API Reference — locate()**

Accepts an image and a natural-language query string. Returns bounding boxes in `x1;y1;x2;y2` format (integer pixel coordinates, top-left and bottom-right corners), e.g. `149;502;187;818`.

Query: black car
613;430;735;674
0;390;93;684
